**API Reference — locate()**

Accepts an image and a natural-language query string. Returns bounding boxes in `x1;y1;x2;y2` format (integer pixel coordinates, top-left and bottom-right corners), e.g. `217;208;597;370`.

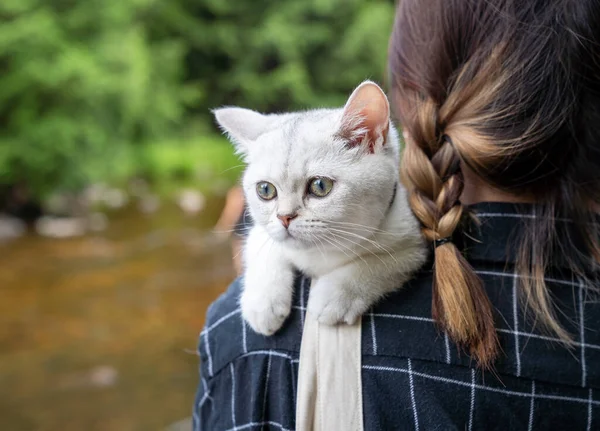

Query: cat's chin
270;231;313;249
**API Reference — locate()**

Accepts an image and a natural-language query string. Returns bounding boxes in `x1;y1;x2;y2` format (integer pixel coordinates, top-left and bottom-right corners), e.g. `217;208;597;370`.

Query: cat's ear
337;81;390;153
212;107;272;156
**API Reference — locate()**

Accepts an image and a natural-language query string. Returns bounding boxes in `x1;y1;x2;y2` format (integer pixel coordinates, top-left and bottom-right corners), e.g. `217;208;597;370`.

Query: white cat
214;81;427;335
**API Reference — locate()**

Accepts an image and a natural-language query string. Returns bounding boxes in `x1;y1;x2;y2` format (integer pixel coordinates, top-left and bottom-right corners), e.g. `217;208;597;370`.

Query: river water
0;198;235;430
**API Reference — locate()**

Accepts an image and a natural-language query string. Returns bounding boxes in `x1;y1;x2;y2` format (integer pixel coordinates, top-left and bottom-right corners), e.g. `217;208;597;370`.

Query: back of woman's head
389;0;600;367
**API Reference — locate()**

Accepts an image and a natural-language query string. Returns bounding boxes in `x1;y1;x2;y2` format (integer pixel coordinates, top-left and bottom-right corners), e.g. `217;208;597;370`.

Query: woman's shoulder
200;251;600;391
369;263;600;391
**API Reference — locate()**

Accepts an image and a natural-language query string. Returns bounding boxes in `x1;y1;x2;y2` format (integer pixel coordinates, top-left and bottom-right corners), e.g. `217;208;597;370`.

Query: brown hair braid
400;98;499;367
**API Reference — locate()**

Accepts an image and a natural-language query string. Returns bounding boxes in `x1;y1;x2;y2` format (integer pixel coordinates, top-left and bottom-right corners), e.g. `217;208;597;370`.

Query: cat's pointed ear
337;81;390;153
213;107;272;156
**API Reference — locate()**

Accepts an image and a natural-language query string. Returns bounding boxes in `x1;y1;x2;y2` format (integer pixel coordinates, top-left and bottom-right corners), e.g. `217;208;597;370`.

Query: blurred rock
89;365;118;388
81;184;130;210
45;192;88;216
57;365;118;391
0;214;26;240
83;183;107;206
138;194;160;214
35;216;87;238
176;189;205;215
103;188;129;209
88;212;109;232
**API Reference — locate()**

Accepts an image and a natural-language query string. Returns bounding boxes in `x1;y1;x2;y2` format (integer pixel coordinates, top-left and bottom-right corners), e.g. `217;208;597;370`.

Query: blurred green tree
0;0;193;195
0;0;395;197
159;0;395;112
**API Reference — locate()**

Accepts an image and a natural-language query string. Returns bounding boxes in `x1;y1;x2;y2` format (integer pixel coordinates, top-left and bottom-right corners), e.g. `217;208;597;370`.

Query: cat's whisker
319;235;350;259
324;235;378;276
326;231;392;270
320;235;367;268
220;164;246;174
252;235;273;263
232;246;245;263
212;226;253;234
333;228;398;256
323;220;405;237
326;223;378;235
328;232;395;271
327;227;399;264
328;225;404;239
241;209;252;222
232;233;265;264
316;236;333;256
329;221;403;237
307;233;326;259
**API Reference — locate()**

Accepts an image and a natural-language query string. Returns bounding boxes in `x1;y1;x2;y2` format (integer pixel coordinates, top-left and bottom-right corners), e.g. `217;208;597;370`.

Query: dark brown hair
389;0;600;367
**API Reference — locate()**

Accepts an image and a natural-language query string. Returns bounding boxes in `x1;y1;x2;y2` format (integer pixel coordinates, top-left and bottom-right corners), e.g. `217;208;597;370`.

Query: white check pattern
194;205;600;430
362;363;596;428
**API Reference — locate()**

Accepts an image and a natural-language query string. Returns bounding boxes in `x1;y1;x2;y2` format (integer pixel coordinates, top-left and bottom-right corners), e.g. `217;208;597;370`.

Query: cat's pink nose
277;213;297;228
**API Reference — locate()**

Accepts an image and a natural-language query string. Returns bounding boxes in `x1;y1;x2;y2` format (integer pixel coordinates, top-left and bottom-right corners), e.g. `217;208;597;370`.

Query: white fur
214;81;427;335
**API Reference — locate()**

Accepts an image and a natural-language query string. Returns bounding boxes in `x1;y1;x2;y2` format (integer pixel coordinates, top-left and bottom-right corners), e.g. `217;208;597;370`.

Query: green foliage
160;0;395;113
137;136;243;190
0;0;395;197
0;0;192;195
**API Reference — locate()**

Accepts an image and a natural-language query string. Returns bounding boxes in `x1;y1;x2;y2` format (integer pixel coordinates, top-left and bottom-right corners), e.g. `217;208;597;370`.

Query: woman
194;0;600;429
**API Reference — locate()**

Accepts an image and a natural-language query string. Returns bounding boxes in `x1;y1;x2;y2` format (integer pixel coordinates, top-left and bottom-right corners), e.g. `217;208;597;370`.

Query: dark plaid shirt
194;202;600;430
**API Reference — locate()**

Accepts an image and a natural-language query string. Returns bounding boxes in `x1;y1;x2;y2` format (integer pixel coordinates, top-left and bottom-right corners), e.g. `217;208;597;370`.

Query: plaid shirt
194;202;599;430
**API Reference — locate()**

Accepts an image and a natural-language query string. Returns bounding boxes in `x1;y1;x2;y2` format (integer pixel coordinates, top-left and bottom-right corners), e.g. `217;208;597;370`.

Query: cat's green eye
256;181;277;200
308;177;334;197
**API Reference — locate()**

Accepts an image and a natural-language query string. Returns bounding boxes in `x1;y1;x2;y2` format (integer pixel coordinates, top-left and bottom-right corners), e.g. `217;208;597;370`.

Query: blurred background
0;0;395;429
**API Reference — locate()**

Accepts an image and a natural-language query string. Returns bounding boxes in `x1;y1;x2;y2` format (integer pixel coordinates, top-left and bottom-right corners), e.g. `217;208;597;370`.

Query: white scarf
295;295;364;431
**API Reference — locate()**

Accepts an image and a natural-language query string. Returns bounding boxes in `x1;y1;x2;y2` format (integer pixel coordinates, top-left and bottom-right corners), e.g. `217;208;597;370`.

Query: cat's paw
307;280;369;325
241;284;292;336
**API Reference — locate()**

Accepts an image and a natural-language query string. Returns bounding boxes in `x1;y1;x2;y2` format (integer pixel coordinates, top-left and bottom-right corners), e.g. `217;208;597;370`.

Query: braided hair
389;0;600;367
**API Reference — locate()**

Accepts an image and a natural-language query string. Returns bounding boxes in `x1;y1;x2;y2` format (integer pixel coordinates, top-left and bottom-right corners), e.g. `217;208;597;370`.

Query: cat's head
213;81;400;248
